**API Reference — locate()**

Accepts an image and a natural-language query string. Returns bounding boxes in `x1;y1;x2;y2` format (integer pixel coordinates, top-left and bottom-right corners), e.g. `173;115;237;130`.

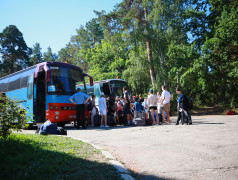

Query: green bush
0;95;27;139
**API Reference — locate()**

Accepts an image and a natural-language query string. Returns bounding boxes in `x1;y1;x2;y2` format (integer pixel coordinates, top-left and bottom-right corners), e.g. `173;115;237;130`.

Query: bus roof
77;79;127;86
0;62;83;80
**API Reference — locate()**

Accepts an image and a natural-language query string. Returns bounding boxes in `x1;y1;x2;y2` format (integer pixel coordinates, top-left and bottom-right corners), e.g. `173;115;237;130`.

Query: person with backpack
175;87;192;125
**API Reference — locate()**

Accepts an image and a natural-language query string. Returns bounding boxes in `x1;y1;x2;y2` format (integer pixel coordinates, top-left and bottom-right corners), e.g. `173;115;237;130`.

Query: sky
0;0;122;53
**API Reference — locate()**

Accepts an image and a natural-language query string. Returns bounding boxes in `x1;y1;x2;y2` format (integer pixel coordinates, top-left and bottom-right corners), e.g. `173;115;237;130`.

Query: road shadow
64;124;150;131
136;173;176;180
192;121;225;125
0;135;172;180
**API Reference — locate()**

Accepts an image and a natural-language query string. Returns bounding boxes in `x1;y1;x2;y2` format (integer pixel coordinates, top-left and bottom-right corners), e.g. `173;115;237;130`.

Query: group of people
69;85;192;129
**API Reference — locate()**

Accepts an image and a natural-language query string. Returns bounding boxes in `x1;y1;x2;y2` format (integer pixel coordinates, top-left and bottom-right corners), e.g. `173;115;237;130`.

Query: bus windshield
47;65;84;95
109;80;129;97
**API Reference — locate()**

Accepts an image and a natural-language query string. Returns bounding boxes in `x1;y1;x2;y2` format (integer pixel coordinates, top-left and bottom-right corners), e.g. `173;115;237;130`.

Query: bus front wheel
57;122;66;127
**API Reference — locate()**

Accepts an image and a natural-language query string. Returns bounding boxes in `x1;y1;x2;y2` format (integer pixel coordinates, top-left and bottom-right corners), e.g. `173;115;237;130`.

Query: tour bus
77;79;130;106
0;62;93;126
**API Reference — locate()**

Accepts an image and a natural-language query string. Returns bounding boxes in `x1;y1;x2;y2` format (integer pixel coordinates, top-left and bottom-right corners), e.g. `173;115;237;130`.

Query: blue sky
0;0;122;53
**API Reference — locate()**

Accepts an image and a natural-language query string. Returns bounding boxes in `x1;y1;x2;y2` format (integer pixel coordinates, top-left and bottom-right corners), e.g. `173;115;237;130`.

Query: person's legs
124;103;132;125
150;109;155;124
76;104;81;129
165;110;170;123
91;108;96;126
104;113;107;126
79;104;86;128
100;113;106;127
154;109;159;124
163;103;171;123
187;111;192;125
162;110;165;123
176;110;181;125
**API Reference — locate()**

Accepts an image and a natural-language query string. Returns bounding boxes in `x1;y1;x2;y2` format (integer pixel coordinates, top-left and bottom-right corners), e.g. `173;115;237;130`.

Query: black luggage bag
93;113;101;127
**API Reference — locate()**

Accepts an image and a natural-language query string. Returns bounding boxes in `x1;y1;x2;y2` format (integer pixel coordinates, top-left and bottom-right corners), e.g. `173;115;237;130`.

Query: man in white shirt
98;92;109;128
161;85;172;123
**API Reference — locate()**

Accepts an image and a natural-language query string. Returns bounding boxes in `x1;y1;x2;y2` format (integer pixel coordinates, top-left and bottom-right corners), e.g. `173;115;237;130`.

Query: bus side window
94;84;100;103
27;74;34;100
0;77;9;92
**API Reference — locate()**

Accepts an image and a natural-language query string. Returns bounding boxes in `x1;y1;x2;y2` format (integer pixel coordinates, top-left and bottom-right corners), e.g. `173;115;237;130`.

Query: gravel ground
66;115;238;180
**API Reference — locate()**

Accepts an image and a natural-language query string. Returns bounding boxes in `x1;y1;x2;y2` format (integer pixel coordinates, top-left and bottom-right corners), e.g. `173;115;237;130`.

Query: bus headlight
55;111;60;115
55;116;59;120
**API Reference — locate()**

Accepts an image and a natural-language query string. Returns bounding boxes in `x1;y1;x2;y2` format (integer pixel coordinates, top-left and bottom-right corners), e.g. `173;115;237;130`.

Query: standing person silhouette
123;86;133;125
161;85;172;124
70;88;90;129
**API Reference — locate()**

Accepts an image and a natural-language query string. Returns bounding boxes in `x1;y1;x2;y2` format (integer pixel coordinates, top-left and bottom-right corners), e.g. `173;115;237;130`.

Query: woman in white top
157;92;163;114
90;95;98;127
98;93;109;128
147;89;159;125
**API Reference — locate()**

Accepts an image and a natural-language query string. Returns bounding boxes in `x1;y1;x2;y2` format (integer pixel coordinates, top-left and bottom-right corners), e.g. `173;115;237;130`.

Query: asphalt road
66;115;238;180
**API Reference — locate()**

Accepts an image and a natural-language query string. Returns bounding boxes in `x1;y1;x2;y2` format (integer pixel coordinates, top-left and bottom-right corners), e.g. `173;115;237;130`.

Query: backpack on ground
145;118;152;125
133;118;146;126
39;123;58;135
133;110;146;126
134;110;145;119
119;114;127;125
93;113;101;127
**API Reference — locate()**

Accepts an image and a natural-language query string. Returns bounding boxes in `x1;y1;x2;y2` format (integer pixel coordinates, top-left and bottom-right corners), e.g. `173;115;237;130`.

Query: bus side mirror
83;73;93;86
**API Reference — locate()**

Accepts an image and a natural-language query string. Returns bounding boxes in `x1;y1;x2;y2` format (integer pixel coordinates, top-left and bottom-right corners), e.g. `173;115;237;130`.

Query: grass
0;134;122;180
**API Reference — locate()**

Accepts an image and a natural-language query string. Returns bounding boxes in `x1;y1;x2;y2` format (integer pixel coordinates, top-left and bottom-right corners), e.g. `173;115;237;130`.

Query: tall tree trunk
144;7;156;88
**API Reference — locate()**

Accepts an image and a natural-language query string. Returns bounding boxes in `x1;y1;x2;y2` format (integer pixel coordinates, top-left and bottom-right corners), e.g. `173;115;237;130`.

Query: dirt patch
191;106;227;115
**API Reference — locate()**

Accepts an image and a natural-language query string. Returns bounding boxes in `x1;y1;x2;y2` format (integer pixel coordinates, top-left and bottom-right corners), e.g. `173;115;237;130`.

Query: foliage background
0;0;237;109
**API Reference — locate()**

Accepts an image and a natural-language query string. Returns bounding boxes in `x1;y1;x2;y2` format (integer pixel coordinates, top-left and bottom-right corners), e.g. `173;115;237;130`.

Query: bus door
26;74;34;123
101;82;111;97
35;70;46;123
94;83;101;106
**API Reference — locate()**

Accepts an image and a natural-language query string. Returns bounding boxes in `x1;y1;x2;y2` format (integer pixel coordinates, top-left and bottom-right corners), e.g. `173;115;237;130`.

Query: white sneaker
100;125;105;128
104;125;110;128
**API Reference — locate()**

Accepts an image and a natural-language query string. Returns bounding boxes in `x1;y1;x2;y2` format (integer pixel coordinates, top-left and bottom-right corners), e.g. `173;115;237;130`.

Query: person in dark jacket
175;87;192;125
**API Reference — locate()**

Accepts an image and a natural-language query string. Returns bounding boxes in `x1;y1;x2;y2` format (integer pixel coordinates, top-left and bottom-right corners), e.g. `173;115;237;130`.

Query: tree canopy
0;0;237;109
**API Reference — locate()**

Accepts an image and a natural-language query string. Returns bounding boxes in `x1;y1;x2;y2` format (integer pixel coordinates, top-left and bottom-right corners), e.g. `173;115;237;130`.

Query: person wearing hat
98;92;109;128
147;89;159;125
70;88;90;129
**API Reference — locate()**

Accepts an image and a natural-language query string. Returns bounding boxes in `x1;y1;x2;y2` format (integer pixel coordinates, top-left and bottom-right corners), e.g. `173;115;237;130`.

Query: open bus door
26;74;34;123
35;70;46;123
100;82;111;97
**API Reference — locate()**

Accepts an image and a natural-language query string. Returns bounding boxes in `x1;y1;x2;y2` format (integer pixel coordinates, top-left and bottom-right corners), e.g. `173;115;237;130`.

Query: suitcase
107;114;116;126
133;117;146;126
119;115;127;125
182;112;192;124
134;110;145;119
145;118;152;125
93;114;101;127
